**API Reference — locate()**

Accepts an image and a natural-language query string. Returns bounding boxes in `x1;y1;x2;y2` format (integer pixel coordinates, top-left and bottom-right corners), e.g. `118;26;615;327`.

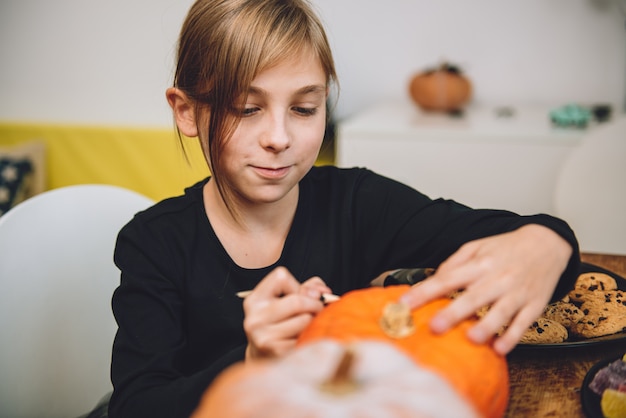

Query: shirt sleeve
108;217;245;418
348;169;580;301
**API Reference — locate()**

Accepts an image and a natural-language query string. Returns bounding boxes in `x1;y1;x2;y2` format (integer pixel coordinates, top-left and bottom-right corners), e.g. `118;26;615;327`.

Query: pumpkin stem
380;302;416;339
320;347;359;396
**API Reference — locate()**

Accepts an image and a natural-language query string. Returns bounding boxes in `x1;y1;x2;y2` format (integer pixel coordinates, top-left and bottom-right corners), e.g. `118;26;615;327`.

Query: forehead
251;49;326;90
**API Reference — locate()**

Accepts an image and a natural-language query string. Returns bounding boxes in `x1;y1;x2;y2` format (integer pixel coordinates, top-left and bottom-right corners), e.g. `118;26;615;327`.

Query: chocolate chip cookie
542;301;585;329
520;318;568;344
575;272;618;292
570;290;626;338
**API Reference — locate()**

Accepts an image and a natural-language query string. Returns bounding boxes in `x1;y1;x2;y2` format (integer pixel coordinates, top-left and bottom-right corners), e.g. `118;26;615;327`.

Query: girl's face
219;50;328;206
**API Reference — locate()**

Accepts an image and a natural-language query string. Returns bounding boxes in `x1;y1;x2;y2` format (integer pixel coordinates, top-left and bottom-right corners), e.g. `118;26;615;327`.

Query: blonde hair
173;0;337;209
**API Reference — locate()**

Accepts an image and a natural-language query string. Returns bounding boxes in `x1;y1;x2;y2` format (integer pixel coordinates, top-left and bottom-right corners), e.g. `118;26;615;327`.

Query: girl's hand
243;266;331;361
400;224;572;355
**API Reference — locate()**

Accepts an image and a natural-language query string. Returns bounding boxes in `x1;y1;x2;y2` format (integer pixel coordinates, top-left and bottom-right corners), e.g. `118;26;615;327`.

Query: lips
252;165;291;179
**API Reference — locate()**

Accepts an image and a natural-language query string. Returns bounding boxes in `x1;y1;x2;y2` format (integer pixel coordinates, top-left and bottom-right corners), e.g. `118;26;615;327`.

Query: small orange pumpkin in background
409;62;472;112
297;285;509;418
191;339;480;418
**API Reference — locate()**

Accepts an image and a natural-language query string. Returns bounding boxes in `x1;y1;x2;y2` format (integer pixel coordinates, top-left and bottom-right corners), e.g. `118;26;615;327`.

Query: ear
166;88;198;137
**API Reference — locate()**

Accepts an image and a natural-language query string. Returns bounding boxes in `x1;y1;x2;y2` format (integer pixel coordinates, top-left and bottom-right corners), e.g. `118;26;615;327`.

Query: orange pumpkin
192;339;480;418
297;285;509;418
409;63;472;112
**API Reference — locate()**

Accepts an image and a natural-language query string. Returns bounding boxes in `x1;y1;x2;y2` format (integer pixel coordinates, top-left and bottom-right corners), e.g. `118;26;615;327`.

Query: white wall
1;0;625;127
0;0;194;127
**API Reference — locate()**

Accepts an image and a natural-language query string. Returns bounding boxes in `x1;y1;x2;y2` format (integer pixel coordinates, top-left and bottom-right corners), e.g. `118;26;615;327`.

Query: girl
109;0;579;416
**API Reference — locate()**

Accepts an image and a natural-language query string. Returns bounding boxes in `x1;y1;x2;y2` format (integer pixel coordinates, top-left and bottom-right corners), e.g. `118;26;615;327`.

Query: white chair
554;115;626;255
0;184;154;418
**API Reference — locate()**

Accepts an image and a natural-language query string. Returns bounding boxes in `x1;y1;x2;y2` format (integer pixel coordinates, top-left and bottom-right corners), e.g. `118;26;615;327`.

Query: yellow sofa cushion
0;123;210;202
0;123;335;202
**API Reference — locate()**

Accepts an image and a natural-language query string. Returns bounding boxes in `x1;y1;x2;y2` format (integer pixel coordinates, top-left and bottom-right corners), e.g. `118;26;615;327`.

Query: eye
240;106;260;116
293;106;318;116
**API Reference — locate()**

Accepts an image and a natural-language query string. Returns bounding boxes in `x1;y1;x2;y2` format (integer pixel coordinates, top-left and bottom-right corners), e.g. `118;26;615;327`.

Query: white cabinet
336;101;591;216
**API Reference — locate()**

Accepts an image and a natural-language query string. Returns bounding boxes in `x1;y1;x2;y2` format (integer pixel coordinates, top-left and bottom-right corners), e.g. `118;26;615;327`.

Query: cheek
215;131;244;173
220;141;245;171
297;129;325;164
301;117;327;149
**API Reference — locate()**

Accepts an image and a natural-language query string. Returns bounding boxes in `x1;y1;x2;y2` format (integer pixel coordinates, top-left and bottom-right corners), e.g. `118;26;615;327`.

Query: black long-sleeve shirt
109;166;580;417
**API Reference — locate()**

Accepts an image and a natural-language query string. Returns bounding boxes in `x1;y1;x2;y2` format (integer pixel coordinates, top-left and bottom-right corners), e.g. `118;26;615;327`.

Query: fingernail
467;326;487;344
493;339;509;356
398;294;412;307
430;314;448;333
307;289;320;299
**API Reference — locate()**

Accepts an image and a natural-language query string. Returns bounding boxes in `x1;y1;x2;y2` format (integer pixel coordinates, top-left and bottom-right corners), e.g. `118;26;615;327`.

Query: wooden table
505;253;626;417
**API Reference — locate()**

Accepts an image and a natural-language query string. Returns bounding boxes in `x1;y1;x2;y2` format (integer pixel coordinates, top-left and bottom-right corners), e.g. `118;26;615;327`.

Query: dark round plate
580;356;621;418
578;262;626;283
515;332;626;350
515;262;626;350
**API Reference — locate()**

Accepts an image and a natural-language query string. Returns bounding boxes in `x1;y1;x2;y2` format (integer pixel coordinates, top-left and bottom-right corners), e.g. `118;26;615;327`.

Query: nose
260;110;291;152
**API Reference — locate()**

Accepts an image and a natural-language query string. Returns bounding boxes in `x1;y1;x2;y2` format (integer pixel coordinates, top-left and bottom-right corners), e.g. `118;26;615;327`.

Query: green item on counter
550;104;592;128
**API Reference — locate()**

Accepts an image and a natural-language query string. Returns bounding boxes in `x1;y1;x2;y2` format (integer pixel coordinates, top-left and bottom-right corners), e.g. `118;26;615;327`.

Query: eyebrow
247;84;327;97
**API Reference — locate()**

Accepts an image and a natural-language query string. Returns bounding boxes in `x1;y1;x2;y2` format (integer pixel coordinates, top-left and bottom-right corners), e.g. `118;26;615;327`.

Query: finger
399;253;485;309
244;292;324;333
428;277;507;334
301;276;328;288
398;274;460;309
463;296;518;345
271;312;315;340
249;313;314;357
299;276;332;299
491;306;542;355
438;240;480;269
247;267;300;301
278;293;326;317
